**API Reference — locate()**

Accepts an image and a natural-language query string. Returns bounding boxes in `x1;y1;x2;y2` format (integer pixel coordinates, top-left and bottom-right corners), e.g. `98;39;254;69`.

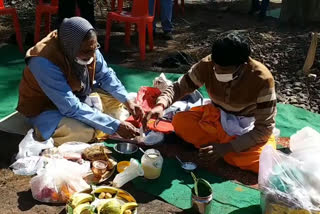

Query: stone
308;73;317;81
294;82;302;87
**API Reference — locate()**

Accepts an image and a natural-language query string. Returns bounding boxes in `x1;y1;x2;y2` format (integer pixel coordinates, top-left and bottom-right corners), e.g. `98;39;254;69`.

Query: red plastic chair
174;0;184;15
34;0;81;44
105;0;156;60
0;0;24;52
34;0;59;43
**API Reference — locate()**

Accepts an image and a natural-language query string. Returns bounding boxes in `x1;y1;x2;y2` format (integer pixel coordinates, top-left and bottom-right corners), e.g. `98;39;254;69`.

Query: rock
308;74;317;81
290;98;299;104
293;87;302;91
285;83;292;89
294;82;302;87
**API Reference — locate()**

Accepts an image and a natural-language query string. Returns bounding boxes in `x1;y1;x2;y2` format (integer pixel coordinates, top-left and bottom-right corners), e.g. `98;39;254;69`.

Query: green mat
105;141;260;213
1;44;320;213
0;45;24;120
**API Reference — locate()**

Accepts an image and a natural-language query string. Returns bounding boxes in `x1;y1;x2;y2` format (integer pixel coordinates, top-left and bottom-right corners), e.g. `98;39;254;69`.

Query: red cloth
126;116;174;134
136;87;161;112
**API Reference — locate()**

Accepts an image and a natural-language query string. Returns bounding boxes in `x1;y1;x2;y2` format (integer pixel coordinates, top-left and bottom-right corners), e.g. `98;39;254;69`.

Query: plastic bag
259;144;320;213
10;156;47;176
289;127;320;162
153;73;173;92
16;129;54;160
30;159;90;203
112;158;144;188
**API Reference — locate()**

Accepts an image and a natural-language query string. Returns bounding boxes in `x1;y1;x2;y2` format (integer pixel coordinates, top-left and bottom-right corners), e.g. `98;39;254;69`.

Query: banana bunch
70;193;94;208
73;203;94;214
97;199;138;214
92;186;136;203
93;186;138;214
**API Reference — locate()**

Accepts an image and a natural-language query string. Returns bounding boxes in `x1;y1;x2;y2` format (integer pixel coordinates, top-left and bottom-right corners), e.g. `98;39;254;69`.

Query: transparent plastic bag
30;159;90;203
259;144;320;213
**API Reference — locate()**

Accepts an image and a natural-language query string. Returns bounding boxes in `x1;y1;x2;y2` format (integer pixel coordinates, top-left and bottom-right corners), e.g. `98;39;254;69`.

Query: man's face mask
75;57;94;65
213;64;242;82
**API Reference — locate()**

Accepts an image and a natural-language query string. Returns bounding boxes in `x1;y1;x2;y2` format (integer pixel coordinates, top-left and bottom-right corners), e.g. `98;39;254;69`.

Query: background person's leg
249;0;261;14
160;0;173;38
57;0;76;27
260;0;270;17
77;0;96;26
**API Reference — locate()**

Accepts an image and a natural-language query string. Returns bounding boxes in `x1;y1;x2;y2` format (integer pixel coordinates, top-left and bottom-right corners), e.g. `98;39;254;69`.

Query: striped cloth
157;55;276;152
58;17;95;99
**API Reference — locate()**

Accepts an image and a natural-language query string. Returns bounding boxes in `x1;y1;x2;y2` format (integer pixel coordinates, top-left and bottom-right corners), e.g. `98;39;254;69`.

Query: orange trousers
172;104;276;173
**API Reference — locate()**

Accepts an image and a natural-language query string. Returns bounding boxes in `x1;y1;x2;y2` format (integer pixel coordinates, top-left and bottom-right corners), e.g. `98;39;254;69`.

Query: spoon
139;148;158;158
176;156;197;172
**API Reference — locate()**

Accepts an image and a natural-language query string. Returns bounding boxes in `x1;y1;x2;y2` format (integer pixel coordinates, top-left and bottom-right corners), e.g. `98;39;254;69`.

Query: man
249;0;270;19
17;17;143;146
144;33;276;173
149;0;173;40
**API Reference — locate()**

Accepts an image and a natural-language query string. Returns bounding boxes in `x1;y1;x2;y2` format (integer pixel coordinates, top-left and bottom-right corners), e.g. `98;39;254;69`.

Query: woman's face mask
213;64;242;82
75;39;100;65
75;57;94;65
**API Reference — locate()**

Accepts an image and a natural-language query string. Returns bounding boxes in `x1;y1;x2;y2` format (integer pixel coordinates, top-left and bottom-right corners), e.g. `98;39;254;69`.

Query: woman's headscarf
58;17;95;100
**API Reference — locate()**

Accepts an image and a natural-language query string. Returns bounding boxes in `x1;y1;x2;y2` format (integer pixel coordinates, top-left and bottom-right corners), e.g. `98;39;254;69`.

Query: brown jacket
157;55;277;152
17;31;96;117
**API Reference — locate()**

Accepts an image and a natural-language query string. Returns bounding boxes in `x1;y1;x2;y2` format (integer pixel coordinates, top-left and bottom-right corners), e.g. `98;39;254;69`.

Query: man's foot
162;31;173;40
248;8;260;15
258;12;266;21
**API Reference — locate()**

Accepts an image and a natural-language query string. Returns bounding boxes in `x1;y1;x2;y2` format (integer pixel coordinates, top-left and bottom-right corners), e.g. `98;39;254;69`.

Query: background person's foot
163;31;173;40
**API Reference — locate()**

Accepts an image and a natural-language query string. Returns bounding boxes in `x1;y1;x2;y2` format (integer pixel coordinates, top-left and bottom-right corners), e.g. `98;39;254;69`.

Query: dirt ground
1;0;320;213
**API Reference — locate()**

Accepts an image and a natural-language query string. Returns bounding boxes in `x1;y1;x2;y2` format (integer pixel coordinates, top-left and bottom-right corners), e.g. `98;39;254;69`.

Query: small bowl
117;161;131;173
113;143;138;155
91;160;108;178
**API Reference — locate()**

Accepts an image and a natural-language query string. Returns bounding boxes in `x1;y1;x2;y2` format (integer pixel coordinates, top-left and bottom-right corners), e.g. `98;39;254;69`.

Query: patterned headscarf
58;17;95;100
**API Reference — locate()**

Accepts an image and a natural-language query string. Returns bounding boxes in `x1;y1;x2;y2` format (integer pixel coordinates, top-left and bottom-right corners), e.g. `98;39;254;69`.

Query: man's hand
199;143;234;166
142;104;165;131
116;121;140;139
124;100;144;122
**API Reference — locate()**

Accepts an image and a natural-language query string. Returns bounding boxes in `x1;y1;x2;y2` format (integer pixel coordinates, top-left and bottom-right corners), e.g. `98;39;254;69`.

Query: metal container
113;142;138;155
191;189;213;214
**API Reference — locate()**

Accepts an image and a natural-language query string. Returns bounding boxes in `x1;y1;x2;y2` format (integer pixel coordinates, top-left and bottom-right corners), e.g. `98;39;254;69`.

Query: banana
120;202;138;214
73;203;94;214
97;199;121;214
92;186;119;194
70;193;94;208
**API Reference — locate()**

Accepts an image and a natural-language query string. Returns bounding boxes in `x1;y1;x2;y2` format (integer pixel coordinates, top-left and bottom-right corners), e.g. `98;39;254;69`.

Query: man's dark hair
211;33;251;67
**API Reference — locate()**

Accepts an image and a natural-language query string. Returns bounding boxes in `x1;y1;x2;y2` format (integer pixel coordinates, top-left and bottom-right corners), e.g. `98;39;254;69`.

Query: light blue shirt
28;50;129;140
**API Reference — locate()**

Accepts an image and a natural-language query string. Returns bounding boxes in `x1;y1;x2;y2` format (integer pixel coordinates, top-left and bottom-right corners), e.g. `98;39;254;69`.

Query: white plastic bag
153;73;173;92
289;127;320;162
16;129;54;160
10;156;47;176
30;159;90;203
112;158;144;188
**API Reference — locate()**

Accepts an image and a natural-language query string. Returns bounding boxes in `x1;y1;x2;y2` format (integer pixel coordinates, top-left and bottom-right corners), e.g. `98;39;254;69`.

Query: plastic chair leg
147;22;153;51
174;0;179;15
44;13;50;35
34;8;42;43
138;21;146;60
104;16;113;53
12;12;24;53
181;0;184;14
111;0;115;11
125;23;131;47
